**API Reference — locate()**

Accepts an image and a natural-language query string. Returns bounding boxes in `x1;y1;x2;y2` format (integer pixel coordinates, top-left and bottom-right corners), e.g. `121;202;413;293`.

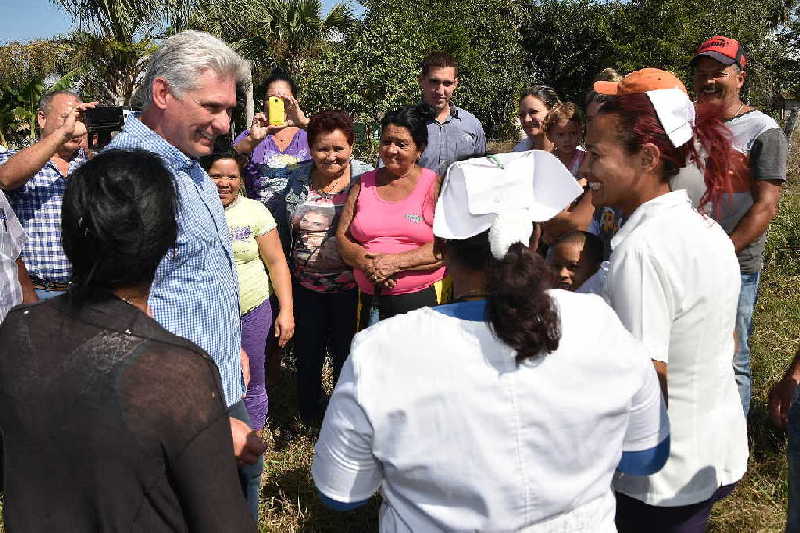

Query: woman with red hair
582;68;748;533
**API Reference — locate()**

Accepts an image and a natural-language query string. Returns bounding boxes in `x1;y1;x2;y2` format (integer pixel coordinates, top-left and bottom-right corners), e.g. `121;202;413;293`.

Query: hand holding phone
268;96;286;126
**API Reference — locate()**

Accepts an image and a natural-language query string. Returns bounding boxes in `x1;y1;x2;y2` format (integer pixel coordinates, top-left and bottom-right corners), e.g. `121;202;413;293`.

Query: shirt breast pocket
456;131;478;158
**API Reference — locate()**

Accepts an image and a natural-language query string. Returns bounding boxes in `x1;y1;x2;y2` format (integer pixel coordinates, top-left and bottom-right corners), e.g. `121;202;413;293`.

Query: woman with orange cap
583;68;748;532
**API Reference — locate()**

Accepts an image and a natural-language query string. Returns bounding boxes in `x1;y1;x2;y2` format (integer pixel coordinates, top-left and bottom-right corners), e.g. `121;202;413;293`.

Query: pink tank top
349;168;446;295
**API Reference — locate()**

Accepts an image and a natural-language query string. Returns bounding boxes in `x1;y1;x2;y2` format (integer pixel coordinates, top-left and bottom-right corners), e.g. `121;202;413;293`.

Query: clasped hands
363;253;401;290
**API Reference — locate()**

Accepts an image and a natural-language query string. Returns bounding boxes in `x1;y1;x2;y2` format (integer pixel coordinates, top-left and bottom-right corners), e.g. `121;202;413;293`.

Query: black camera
83;106;125;149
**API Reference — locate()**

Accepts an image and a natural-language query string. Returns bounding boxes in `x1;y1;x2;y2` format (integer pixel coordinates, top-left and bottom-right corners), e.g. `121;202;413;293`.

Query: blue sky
0;0;361;43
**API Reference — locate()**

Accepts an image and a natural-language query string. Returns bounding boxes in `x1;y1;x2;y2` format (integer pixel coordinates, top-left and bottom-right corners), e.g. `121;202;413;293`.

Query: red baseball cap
691;36;747;69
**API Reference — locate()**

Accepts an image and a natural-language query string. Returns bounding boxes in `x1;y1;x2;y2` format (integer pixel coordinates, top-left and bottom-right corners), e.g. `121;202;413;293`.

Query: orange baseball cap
594;68;687;96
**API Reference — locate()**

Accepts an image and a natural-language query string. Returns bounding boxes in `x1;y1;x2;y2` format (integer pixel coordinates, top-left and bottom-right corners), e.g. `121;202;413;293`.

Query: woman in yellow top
201;150;294;430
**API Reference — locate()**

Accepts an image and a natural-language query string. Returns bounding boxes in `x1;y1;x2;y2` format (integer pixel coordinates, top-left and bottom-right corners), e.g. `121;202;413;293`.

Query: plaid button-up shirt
1;149;87;285
105;116;245;407
0;190;25;322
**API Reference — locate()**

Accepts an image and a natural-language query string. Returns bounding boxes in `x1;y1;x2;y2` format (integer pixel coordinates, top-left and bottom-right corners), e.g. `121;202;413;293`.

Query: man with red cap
689;36;787;417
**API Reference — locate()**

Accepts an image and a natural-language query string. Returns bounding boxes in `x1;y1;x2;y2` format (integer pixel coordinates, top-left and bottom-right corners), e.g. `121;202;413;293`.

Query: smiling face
546;238;597;291
581;113;646;215
380;124;422;176
519;95;550;139
310;128;353;179
160;69;237;158
419;66;458;112
692;56;744;107
208;158;242;207
548;118;580;156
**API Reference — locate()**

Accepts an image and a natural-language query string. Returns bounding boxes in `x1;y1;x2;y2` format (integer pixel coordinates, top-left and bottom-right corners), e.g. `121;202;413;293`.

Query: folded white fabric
646;88;696;148
433;150;583;259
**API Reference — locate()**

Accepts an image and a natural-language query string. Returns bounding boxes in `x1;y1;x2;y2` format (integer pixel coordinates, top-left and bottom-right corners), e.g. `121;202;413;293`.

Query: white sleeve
623;350;670;452
312;354;382;503
607;244;674;363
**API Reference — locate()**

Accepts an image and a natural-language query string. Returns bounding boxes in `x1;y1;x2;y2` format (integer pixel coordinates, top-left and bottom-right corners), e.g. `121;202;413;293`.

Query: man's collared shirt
105;116;245;407
0;149;87;285
0;190;25;322
418;105;486;176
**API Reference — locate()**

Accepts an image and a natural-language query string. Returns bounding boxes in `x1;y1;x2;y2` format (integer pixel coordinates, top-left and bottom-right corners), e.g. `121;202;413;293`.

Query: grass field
256;160;800;532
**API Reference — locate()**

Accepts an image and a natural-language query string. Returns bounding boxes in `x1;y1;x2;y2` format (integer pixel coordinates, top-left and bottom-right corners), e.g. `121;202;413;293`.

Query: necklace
730;102;745;119
312;170;348;195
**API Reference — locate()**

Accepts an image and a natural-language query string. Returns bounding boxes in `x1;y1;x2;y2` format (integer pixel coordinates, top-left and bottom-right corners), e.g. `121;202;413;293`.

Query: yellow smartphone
268;96;285;126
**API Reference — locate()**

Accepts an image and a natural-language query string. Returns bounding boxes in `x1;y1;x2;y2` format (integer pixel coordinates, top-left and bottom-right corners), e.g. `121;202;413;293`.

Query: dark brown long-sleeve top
0;294;256;532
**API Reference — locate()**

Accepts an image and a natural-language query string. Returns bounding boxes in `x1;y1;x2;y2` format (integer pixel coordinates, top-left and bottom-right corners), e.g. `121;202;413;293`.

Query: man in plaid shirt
0;91;94;300
105;30;267;519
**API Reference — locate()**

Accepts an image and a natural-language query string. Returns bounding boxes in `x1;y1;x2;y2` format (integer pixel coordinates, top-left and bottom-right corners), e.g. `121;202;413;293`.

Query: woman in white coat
312;150;670;532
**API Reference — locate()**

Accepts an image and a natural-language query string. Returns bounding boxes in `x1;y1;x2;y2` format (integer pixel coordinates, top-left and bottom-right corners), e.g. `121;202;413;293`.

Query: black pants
293;283;357;422
357;285;438;330
615;483;737;533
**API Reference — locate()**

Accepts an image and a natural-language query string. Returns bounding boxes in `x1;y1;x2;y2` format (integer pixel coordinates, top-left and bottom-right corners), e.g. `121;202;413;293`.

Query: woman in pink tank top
337;104;446;327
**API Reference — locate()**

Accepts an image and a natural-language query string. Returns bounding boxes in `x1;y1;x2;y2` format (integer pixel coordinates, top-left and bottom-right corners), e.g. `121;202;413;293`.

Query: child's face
548;119;580;155
546;239;598;291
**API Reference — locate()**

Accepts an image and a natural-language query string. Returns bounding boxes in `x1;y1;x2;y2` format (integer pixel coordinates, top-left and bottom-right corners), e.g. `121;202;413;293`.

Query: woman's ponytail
486;243;561;363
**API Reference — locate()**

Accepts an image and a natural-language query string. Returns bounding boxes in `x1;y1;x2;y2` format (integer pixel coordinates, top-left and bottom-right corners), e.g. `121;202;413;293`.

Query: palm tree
50;0;199;105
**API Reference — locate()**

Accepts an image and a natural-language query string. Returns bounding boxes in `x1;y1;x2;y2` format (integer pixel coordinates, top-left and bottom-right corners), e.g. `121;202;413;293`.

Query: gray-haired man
105;30;265;519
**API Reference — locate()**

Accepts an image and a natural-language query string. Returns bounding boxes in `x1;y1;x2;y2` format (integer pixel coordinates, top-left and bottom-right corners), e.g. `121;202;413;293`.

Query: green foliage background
2;0;800;150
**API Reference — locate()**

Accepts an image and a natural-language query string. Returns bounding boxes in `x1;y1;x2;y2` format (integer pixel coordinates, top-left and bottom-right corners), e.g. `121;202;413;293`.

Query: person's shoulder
287;159;314;179
350;307;445;358
746;108;781;130
511;138;531;152
350;159;374;179
453;106;483;126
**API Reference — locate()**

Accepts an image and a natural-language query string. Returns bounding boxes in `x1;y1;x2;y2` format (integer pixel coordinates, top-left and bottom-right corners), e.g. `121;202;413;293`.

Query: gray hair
38;90;80;114
136;30;251;108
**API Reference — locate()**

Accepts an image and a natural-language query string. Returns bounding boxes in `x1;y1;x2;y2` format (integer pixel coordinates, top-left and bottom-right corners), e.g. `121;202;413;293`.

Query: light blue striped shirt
105;116;245;407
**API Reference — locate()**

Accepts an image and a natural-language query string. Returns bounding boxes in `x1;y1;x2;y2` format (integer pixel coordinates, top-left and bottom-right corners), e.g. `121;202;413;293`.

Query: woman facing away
0;150;256;532
583;68;748;533
312;149;670;532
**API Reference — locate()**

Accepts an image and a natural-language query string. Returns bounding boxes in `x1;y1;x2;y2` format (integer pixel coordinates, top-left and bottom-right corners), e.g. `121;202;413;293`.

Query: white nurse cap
433;150;583;259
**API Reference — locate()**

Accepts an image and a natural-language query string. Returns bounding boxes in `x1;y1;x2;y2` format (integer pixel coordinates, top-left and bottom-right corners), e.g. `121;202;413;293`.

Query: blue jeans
228;400;264;521
733;271;761;416
787;387;800;532
34;288;66;301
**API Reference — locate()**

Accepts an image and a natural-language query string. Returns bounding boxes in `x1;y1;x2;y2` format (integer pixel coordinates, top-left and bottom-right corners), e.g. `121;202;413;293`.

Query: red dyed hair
599;93;742;211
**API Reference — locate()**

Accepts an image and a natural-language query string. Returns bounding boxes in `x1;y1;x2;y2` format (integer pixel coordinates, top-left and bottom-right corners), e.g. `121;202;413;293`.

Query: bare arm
729;180;782;253
335;182;372;271
16;258;37;303
0;102;94;190
256;229;294;347
653;360;668;407
541;189;594;245
769;344;800;429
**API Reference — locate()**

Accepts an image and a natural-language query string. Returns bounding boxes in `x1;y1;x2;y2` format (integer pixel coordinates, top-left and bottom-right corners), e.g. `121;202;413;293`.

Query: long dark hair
62;149;177;304
444;232;561;363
